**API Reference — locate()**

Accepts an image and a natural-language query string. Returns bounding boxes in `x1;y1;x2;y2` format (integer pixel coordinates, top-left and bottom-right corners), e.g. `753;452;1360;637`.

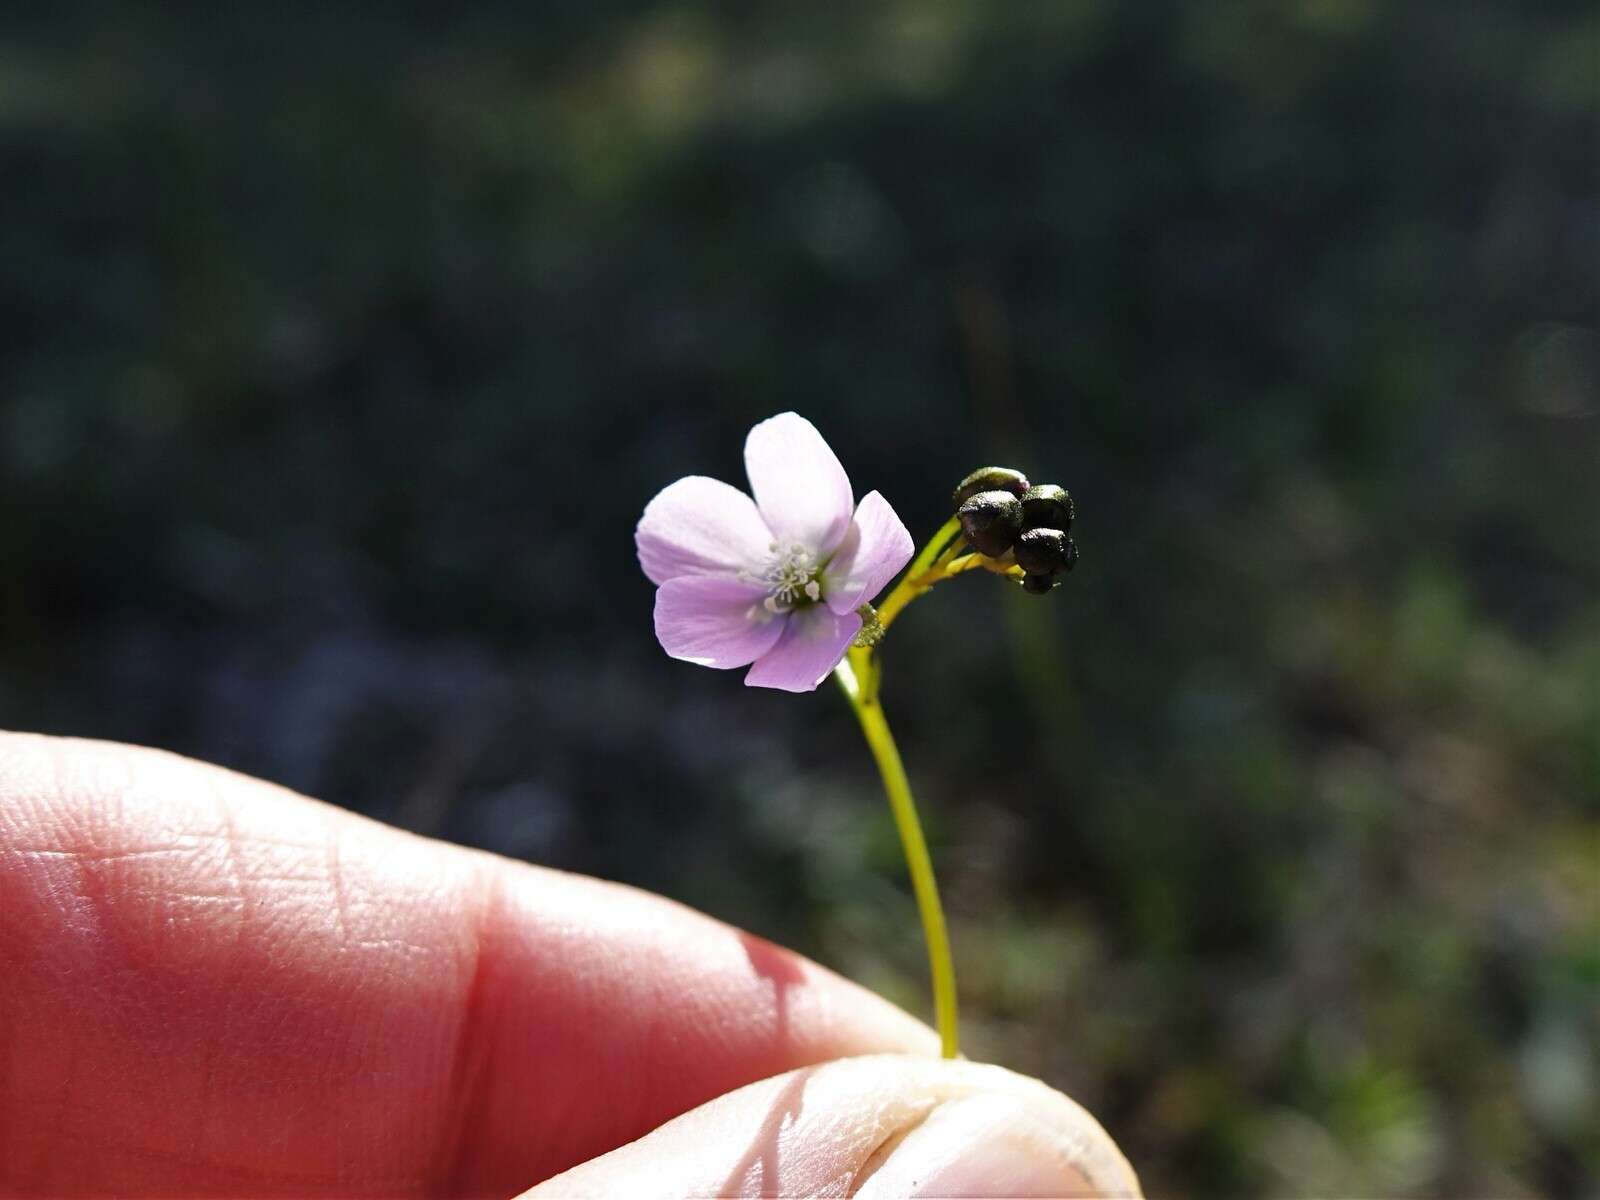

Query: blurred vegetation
3;2;1596;1196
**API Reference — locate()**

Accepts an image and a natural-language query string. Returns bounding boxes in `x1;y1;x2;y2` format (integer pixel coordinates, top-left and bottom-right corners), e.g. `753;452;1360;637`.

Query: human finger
524;1054;1140;1198
0;732;936;1197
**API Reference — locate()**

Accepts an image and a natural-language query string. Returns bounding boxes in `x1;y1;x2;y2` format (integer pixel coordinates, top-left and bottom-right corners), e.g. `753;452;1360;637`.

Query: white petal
744;413;854;560
654;577;787;668
744;605;861;693
822;490;914;615
636;475;775;586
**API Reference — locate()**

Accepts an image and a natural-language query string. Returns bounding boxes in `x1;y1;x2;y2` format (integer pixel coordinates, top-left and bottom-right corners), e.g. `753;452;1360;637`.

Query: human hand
0;732;1137;1197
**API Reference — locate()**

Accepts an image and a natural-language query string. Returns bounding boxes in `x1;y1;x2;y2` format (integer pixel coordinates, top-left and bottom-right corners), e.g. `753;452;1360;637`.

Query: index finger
0;732;935;1197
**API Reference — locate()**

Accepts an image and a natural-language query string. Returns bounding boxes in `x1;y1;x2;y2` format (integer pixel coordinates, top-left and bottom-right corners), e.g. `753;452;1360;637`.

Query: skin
0;732;1135;1198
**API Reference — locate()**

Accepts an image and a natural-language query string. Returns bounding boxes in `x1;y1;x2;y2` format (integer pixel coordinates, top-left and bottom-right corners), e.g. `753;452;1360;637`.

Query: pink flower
636;412;915;693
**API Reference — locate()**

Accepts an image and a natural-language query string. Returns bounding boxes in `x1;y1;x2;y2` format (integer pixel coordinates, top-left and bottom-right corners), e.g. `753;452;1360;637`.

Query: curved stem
835;655;960;1058
876;516;965;632
904;514;965;579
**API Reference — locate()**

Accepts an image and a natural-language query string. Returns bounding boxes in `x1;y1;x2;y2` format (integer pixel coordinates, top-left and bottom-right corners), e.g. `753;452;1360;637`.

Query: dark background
4;3;1596;1196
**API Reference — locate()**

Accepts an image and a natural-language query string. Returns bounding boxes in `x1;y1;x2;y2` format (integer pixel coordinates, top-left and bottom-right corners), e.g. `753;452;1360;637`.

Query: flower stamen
748;540;823;613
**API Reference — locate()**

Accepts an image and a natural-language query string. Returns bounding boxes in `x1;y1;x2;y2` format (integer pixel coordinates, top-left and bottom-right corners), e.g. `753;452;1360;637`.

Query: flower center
751;540;823;613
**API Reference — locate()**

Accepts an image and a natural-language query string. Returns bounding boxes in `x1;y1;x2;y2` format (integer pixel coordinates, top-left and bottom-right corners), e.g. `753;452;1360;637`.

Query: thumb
522;1054;1141;1198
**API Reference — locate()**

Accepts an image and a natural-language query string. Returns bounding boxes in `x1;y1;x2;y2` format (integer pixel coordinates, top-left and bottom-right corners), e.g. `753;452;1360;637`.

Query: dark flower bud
952;466;1031;510
957;490;1024;557
1021;572;1055;595
1013;527;1073;575
1020;484;1074;533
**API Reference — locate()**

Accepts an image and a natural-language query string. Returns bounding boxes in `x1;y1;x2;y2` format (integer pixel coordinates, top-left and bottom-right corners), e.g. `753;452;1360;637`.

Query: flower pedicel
636;412;1077;1057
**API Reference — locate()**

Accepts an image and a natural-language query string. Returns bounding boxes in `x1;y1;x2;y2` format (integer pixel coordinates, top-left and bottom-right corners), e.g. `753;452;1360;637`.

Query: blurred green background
4;2;1596;1195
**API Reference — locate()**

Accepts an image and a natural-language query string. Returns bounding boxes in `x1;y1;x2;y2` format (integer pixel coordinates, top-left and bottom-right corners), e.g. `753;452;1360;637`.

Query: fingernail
852;1091;1102;1198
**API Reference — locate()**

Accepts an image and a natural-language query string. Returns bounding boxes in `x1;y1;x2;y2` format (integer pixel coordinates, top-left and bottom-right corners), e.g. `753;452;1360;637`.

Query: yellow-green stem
835;653;960;1058
875;516;963;630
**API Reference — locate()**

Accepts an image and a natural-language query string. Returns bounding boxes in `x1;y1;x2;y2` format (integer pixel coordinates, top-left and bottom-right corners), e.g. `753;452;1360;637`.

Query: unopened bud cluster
952;467;1077;596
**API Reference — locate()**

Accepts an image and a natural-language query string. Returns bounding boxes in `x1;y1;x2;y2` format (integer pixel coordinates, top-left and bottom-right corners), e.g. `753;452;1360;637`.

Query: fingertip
523;1054;1141;1199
